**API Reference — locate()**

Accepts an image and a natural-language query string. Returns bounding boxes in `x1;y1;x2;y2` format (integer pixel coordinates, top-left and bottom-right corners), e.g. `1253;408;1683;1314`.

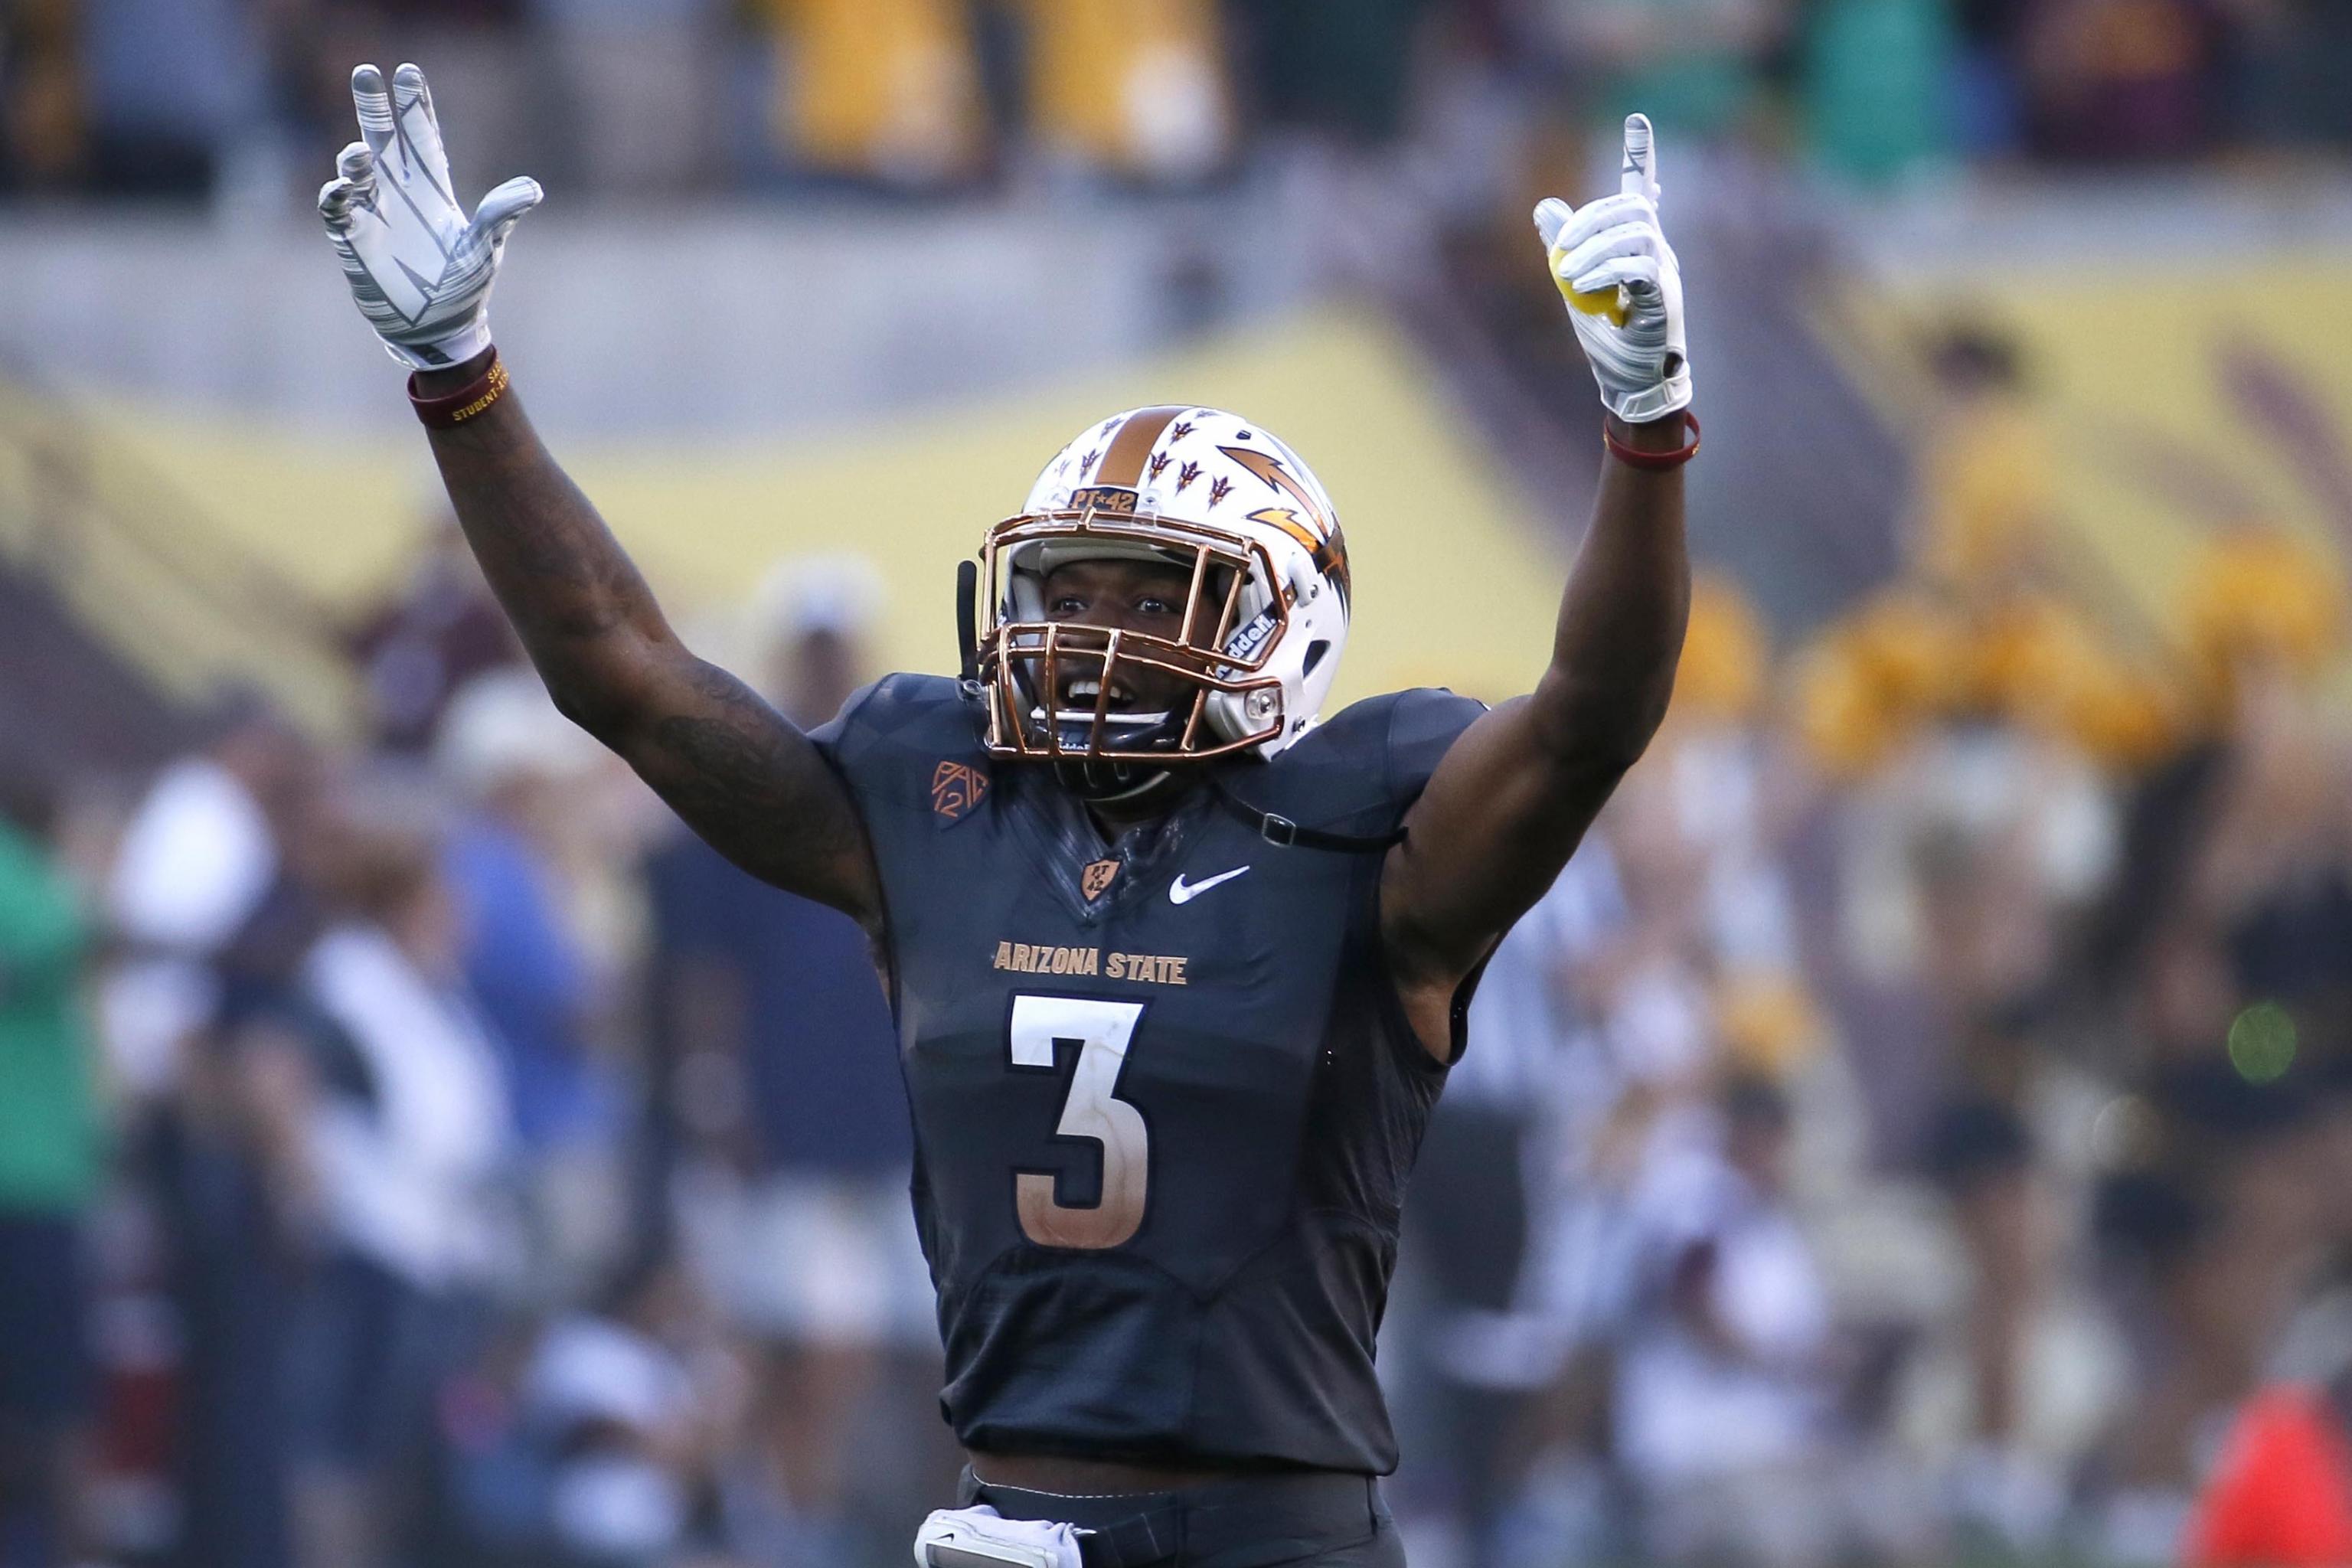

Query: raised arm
319;64;880;926
1382;116;1693;1039
415;370;881;923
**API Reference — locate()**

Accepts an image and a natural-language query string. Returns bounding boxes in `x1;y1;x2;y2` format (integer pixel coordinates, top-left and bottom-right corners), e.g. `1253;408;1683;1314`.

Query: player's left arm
1382;116;1692;1027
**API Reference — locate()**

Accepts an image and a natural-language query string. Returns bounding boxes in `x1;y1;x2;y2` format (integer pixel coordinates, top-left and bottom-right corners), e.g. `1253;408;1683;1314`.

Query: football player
320;63;1694;1568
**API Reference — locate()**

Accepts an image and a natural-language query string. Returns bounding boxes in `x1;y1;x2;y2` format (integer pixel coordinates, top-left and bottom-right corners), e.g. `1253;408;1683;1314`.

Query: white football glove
318;63;542;371
913;1505;1086;1568
1534;114;1692;425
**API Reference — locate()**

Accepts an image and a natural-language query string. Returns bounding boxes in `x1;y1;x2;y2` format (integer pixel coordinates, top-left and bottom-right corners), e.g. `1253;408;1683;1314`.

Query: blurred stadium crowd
7;5;2352;1568
7;0;2352;204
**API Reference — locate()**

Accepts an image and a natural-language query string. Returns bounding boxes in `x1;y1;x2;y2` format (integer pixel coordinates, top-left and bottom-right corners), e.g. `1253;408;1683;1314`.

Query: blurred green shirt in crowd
0;818;101;1214
1804;0;1955;181
1576;0;1783;140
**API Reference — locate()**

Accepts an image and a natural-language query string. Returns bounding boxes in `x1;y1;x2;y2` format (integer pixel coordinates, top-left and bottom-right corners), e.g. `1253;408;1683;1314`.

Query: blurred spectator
1949;0;2032;152
436;668;626;1296
534;0;722;193
1615;1074;1835;1568
451;1240;747;1566
1017;0;1230;183
1913;327;2054;593
1406;834;1631;1562
160;812;332;1568
1225;0;1435;145
751;0;986;187
2019;0;2227;162
0;0;87;191
1526;0;1790;142
1931;1095;2068;1553
284;786;513;1568
1802;0;1958;181
77;0;267;197
347;517;521;757
2226;0;2352;150
5;0;2352;214
1411;831;1637;1568
650;557;933;1564
102;694;314;1105
0;777;102;1568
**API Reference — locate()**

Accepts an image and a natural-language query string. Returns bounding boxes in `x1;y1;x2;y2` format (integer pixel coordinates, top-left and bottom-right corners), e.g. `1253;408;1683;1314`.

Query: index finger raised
1620;113;1660;204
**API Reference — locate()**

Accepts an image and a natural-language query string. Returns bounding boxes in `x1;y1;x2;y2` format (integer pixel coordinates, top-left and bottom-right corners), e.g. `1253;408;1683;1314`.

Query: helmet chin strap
1045;707;1184;803
956;560;981;684
1052;756;1177;805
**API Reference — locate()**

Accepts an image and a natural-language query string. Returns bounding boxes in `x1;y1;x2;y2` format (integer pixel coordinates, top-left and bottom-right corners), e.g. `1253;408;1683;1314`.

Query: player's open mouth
1063;677;1141;713
1048;676;1173;729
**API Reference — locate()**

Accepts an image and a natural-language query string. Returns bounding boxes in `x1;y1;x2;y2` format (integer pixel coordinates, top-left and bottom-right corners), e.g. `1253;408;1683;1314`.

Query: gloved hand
1534;114;1692;425
318;62;542;371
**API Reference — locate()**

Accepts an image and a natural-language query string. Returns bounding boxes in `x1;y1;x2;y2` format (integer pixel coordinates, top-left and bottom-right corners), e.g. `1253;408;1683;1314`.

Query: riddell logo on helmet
1068;485;1137;515
1224;610;1278;662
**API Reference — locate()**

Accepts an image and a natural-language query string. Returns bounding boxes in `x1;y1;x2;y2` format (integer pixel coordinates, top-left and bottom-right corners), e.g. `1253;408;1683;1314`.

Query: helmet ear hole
1302;639;1331;677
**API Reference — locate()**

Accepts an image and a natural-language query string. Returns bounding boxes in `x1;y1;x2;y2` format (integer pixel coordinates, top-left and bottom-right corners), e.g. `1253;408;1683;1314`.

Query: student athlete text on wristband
408;348;510;430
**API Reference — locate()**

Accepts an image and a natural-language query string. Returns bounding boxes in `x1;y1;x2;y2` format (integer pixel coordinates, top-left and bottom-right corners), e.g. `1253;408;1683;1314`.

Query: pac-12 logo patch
931;761;989;822
1082;858;1121;900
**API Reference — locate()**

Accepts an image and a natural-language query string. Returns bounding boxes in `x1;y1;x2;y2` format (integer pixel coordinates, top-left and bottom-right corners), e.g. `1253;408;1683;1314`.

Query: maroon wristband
1604;410;1699;470
407;348;510;430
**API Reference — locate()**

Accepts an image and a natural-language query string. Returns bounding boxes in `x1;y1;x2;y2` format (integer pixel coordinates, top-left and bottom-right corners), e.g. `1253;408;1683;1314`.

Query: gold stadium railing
0;369;356;737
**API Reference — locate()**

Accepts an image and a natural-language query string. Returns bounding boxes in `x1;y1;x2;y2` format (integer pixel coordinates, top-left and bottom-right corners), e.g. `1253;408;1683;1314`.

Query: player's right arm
318;64;881;926
416;372;882;925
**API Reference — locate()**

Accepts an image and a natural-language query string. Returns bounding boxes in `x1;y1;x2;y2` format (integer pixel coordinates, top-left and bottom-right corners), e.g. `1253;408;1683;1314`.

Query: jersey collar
1001;767;1210;926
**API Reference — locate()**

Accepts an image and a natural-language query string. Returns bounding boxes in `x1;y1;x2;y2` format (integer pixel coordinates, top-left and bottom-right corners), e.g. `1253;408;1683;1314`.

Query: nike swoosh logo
1169;866;1251;905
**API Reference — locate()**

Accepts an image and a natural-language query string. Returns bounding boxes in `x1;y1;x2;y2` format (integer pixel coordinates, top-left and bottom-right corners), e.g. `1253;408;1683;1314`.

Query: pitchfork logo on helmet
973;406;1352;787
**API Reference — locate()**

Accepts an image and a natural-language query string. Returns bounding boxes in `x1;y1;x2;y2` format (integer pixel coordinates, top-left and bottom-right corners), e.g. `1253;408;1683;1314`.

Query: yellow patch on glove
1560;277;1629;327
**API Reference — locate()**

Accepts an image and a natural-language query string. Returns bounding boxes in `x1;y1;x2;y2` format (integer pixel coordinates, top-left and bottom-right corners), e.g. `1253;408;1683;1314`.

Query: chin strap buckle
1258;812;1299;848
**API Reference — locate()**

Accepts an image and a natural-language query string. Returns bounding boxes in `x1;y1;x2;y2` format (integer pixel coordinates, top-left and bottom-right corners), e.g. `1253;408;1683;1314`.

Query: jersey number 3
1008;995;1149;1250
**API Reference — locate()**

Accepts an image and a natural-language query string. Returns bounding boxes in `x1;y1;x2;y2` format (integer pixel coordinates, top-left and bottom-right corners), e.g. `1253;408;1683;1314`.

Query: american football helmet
973;406;1351;795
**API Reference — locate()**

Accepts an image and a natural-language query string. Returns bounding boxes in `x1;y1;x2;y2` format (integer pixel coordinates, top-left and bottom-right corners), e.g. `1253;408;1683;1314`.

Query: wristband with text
408;348;510;430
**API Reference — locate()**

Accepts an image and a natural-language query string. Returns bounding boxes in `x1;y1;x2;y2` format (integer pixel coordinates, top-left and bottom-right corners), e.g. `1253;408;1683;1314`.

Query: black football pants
958;1467;1409;1567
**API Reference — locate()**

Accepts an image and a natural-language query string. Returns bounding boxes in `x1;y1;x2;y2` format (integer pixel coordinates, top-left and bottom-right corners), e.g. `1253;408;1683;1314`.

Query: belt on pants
957;1465;1383;1568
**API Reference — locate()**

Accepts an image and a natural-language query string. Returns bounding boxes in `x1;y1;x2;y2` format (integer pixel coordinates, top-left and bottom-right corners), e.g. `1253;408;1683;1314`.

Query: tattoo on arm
417;370;881;923
637;662;874;914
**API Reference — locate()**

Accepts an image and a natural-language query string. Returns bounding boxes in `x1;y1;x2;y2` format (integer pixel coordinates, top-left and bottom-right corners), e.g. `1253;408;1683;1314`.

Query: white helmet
974;406;1351;787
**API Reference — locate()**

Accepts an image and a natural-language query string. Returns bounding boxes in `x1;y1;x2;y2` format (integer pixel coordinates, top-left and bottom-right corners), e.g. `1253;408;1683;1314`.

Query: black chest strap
1207;777;1405;854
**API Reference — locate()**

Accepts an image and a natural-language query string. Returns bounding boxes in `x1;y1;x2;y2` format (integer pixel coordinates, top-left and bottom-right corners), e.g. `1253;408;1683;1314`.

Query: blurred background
6;2;2352;1566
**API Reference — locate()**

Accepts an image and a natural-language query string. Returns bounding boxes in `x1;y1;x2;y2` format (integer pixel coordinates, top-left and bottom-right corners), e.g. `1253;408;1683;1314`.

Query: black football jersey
813;675;1485;1472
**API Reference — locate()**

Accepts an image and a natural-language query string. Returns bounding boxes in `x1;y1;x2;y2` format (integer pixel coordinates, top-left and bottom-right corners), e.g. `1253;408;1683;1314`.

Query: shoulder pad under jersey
810;674;985;795
1242;687;1487;839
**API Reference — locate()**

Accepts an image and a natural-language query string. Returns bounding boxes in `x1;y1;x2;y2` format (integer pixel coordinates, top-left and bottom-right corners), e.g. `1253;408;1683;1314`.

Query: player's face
1039;558;1195;715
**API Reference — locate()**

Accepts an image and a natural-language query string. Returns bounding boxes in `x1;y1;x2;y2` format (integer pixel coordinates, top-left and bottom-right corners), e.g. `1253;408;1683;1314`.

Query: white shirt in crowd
524;1316;699;1558
303;923;511;1290
102;756;278;1096
1615;1143;1831;1484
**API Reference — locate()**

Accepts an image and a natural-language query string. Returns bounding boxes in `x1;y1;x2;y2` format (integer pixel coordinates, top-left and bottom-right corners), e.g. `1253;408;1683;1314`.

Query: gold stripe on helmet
1097;405;1190;488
